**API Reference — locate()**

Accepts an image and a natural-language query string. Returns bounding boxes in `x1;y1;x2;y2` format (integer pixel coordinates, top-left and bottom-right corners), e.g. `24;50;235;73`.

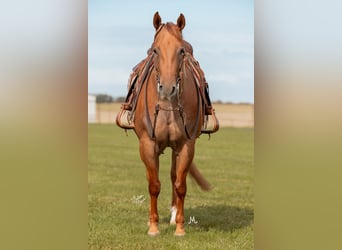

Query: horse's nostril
170;86;176;95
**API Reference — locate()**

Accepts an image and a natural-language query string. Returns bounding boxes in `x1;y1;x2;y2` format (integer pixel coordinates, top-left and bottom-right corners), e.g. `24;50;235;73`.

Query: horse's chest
155;111;185;145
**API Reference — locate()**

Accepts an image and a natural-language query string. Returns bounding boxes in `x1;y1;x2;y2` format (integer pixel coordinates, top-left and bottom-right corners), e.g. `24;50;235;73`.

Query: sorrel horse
117;12;218;236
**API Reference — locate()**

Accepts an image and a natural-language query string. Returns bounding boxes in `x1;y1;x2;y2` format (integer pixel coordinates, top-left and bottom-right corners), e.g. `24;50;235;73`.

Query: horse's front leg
170;150;177;225
139;138;160;236
174;141;195;236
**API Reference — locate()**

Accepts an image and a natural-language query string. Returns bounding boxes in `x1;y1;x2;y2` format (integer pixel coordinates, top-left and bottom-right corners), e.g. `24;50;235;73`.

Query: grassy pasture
88;124;254;249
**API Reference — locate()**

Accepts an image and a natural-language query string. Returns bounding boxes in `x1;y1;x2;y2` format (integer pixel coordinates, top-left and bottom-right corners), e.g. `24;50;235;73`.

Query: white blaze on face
170;206;177;225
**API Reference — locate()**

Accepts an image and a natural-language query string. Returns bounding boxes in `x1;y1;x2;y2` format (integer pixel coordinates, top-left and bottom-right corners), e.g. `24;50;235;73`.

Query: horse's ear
153;12;162;30
177;13;186;31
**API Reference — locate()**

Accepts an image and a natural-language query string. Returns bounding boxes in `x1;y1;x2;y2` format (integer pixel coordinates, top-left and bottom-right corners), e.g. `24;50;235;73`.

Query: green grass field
88;124;254;249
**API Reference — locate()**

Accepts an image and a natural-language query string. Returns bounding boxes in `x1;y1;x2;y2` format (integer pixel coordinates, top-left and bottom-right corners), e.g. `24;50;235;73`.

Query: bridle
153;48;185;106
153;23;185;104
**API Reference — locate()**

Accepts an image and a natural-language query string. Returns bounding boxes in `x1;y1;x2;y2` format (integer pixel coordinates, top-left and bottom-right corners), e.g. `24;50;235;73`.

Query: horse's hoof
174;225;185;236
148;223;160;236
148;230;160;236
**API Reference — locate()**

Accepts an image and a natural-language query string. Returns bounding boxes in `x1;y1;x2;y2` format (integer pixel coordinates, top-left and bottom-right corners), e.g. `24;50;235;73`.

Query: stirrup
122;102;132;111
201;109;219;134
116;105;135;130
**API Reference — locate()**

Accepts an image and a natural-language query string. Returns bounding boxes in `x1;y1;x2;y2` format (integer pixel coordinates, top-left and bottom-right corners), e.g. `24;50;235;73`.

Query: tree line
95;94;125;103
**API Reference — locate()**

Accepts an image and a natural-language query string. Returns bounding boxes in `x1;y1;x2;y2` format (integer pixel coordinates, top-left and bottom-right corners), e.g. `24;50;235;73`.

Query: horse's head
152;12;186;101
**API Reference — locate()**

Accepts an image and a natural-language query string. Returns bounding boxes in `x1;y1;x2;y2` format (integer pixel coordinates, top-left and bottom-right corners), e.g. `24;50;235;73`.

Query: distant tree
96;94;113;103
114;96;126;103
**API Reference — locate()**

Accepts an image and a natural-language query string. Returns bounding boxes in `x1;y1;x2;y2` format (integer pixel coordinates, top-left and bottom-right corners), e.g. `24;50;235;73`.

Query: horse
117;12;219;236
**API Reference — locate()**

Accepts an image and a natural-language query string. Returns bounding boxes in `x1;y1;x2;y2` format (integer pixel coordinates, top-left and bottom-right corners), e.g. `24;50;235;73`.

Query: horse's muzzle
157;82;178;101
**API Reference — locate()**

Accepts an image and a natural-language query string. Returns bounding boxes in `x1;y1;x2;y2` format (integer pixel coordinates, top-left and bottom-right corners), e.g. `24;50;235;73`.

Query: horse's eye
179;47;185;56
153;48;159;55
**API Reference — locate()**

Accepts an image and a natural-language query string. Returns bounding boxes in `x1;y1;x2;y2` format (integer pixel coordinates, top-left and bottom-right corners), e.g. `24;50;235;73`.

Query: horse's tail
189;163;212;191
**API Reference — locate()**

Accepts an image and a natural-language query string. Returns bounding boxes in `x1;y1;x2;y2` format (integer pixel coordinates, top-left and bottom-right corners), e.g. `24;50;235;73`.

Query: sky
89;1;254;103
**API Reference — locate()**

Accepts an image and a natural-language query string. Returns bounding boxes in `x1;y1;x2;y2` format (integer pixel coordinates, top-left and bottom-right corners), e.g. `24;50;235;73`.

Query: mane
154;22;183;42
